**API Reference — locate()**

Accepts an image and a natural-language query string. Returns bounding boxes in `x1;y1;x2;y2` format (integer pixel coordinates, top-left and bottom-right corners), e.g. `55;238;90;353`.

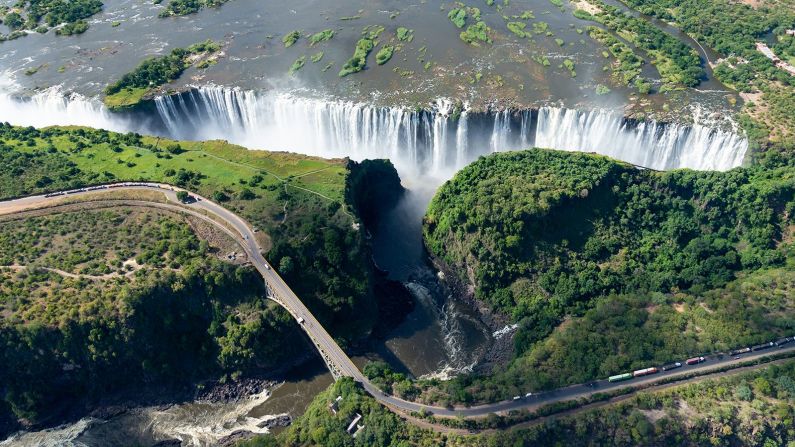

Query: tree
212;191;230;202
176;191;189;202
279;256;294;274
3;12;23;30
238;188;255;200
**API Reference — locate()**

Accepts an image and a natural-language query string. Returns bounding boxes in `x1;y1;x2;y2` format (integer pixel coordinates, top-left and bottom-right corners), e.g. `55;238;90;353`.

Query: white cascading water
0;83;136;134
153;86;748;174
0;81;748;175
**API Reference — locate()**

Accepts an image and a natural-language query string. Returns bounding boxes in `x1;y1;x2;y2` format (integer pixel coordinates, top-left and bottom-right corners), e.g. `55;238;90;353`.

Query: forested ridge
418;148;795;404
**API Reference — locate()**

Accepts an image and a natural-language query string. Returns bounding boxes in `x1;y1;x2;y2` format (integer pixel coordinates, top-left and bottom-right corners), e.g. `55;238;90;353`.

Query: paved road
2;183;793;425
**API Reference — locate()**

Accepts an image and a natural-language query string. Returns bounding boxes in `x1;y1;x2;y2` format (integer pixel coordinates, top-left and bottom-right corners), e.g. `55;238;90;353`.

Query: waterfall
0;85;138;133
152;86;748;173
0;82;749;175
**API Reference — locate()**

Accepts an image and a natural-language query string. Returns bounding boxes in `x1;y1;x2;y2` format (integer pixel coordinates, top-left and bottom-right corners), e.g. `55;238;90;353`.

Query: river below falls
2;182;494;447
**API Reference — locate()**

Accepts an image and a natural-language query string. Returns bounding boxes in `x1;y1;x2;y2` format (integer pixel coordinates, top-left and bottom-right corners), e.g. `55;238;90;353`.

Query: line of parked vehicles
43;182;177;198
607;336;795;383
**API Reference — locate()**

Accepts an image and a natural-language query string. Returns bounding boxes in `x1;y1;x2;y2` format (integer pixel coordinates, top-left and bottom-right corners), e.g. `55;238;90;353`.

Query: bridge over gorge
0;182;361;381
2;183;794;428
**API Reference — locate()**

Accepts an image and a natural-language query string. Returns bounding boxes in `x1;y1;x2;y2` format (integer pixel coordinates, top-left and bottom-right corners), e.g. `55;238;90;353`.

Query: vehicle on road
730;347;751;356
513;396;521;401
608;372;633;383
752;342;776;351
686;356;706;365
632;367;658;377
525;392;533;398
297;317;305;324
662;362;682;371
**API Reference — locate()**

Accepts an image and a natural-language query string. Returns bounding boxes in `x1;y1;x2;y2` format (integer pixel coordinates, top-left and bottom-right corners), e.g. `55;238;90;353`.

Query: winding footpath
1;183;793;430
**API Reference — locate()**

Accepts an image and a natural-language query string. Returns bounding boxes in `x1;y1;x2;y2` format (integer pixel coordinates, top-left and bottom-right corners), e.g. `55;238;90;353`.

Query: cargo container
632;367;659;377
752;342;775;351
608;373;633;383
662;362;682;371
685;356;705;365
730;347;751;356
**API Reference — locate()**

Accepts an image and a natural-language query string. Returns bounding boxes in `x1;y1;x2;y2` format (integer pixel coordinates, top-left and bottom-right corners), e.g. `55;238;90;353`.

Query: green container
608;373;633;383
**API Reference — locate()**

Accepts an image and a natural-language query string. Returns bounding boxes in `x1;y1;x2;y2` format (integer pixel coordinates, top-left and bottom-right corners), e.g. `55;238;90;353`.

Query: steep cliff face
344;158;414;340
345;158;405;229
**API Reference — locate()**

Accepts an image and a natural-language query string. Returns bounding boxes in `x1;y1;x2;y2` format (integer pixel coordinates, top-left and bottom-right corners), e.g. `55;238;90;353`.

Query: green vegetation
375;45;394;65
289;55;306;74
0;124;385;340
308;29;334;45
0;0;102;40
54;19;88;35
532;53;551;66
460;20;492;45
396;26;413;42
613;0;795;147
103;40;220;110
562;58;576;76
447;5;491;45
588;26;650;92
549;0;564;6
241;360;795;446
422;149;795;404
282;30;300;47
574;0;704;88
595;83;610;94
362;24;385;40
310;51;324;63
158;0;232;17
448;7;468;28
0;206;302;426
0;123;406;430
507;21;528;38
339;37;374;77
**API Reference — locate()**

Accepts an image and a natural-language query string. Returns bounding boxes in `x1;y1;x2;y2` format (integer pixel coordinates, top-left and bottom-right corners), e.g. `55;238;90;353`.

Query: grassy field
1;127;351;240
102;87;149;110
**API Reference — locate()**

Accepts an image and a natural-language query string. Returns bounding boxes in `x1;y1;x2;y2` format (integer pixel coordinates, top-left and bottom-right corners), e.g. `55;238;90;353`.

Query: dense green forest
238;360;795;446
419;148;795;404
0;0;101;41
103;40;221;109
